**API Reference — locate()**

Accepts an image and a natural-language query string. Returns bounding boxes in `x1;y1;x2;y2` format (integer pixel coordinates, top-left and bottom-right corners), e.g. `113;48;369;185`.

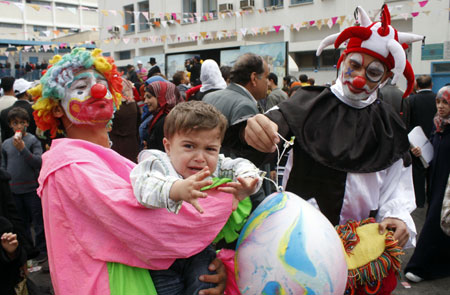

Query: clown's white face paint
341;53;386;101
62;69;114;125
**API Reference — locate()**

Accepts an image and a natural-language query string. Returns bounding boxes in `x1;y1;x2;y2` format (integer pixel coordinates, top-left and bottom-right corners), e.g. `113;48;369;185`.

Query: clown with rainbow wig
30;48;232;294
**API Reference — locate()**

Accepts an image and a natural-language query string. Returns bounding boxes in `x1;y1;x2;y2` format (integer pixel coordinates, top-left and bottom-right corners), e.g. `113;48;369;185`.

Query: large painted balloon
235;191;347;295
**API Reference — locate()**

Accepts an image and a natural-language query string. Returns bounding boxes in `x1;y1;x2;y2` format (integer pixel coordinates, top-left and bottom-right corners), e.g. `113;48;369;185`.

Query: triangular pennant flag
34;45;40;52
400;13;409;20
119;11;124;17
423;11;430;16
170;34;177;42
332;16;338;25
123;24;129;31
100;10;108;16
133;37;139;43
4;52;9;57
113;38;120;45
203;15;208;21
161;21;167;28
16;46;23;51
316;19;323;30
29;4;40;11
189;32;197;40
10;51;15;57
67;7;77;15
13;3;24;12
258;9;264;14
418;0;428;8
240;28;247;36
123;38;130;44
189;18;194;23
235;12;240;18
24;46;31;52
294;23;302;31
209;13;213;19
337;15;346;25
133;11;140;19
171;13;177;20
103;39;111;44
309;20;315;26
161;35;167;42
43;45;50;52
109;10;117;16
176;19;181;24
327;18;333;29
273;25;282;33
63;29;69;34
53;30;60;36
51;44;58;50
251;27;259;35
200;32;207;39
411;12;419;17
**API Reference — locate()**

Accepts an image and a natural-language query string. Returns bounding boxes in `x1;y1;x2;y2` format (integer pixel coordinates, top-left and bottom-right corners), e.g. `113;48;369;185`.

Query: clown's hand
379;217;409;248
170;167;213;214
218;177;258;211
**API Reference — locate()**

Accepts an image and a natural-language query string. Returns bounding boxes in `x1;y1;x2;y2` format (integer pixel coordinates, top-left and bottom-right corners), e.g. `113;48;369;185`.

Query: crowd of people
0;4;449;295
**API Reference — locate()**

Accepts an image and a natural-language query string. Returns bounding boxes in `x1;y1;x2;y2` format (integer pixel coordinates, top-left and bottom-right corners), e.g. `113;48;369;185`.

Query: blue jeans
149;245;216;295
12;191;46;254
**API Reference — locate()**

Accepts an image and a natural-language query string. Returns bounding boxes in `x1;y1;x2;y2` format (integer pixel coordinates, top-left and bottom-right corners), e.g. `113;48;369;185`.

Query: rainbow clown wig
316;5;424;98
30;47;123;138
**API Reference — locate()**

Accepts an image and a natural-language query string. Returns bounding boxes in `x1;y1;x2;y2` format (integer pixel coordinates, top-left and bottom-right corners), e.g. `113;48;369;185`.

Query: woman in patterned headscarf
143;80;184;151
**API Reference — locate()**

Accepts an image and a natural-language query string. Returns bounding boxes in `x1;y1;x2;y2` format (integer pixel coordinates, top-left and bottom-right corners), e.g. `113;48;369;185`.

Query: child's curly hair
30;48;123;138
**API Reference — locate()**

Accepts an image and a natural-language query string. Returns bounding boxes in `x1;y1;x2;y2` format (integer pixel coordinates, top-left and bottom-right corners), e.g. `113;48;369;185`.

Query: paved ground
28;206;450;294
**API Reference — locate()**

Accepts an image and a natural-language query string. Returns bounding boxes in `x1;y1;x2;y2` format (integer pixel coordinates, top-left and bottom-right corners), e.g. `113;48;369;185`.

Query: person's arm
19;137;42;170
130;150;184;213
215;154;263;192
42;161;234;270
377;159;417;248
1;147;6;170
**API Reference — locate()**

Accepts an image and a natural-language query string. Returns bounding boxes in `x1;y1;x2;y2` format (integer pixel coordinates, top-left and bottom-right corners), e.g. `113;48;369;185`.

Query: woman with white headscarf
190;59;226;101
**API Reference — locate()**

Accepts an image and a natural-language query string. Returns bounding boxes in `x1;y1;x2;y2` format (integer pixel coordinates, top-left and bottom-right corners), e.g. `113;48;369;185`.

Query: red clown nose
91;83;107;99
352;76;366;89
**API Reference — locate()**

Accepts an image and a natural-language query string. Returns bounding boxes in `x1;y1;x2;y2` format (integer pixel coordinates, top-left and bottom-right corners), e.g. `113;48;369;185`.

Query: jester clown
30;48;232;294
240;4;423;291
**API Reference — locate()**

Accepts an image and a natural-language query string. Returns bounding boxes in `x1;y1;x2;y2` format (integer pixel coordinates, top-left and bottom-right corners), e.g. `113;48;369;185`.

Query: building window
184;0;196;13
0;23;23;29
138;1;150;31
119;50;131;60
124;4;135;33
265;0;283;8
320;49;340;68
290;0;313;5
26;0;50;5
33;25;47;32
203;0;217;19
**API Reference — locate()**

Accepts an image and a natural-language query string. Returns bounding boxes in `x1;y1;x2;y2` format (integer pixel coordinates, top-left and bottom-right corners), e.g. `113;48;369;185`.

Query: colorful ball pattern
235;191;348;295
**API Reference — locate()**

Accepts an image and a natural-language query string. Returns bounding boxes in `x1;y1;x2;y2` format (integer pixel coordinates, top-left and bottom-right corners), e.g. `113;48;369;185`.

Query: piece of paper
408;126;434;167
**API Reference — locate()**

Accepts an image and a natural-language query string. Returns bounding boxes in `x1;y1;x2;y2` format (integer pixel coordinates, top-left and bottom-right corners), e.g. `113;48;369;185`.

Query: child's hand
12;137;25;152
1;232;19;258
170;167;213;214
218;177;259;211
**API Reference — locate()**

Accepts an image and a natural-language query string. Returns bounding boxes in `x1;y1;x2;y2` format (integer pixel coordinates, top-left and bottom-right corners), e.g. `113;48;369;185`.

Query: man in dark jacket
408;75;437;207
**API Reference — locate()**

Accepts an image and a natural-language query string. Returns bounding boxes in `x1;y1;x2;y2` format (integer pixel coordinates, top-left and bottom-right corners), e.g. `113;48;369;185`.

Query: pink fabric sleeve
50;162;233;270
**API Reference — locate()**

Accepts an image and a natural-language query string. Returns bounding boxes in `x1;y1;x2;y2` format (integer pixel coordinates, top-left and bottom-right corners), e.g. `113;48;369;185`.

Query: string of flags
0;0;445;54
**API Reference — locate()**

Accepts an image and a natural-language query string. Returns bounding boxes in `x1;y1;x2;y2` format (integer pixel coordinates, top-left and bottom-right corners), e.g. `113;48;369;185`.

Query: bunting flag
123;38;130;44
29;4;40;11
411;12;419;17
316;19;323;30
273;25;282;33
309;20;315;26
418;0;428;8
240;28;247;36
100;10;108;16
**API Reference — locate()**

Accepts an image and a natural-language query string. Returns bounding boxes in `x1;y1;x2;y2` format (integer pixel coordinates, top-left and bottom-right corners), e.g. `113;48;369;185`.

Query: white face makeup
61;69;114;125
341;53;386;101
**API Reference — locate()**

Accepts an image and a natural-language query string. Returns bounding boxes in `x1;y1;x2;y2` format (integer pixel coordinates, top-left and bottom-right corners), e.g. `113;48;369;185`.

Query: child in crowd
1;107;46;262
130;101;263;295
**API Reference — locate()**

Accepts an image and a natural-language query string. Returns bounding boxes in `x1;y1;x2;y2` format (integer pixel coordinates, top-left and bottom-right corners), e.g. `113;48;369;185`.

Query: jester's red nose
352;76;366;89
90;83;107;99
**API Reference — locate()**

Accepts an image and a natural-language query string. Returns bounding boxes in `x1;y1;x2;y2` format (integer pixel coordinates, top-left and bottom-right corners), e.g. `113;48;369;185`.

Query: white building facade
0;0;99;78
103;1;449;90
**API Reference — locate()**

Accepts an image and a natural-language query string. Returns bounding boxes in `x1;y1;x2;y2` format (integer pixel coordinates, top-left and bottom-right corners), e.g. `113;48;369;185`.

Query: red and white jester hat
316;5;424;98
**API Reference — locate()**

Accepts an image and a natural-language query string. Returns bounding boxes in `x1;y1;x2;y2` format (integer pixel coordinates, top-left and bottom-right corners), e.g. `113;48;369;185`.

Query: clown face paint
62;69;114;125
341;53;387;101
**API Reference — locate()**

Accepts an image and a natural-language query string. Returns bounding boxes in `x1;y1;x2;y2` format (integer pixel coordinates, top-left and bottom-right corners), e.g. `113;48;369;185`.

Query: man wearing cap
147;57;161;78
232;6;423;253
136;60;148;82
0;78;37;142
